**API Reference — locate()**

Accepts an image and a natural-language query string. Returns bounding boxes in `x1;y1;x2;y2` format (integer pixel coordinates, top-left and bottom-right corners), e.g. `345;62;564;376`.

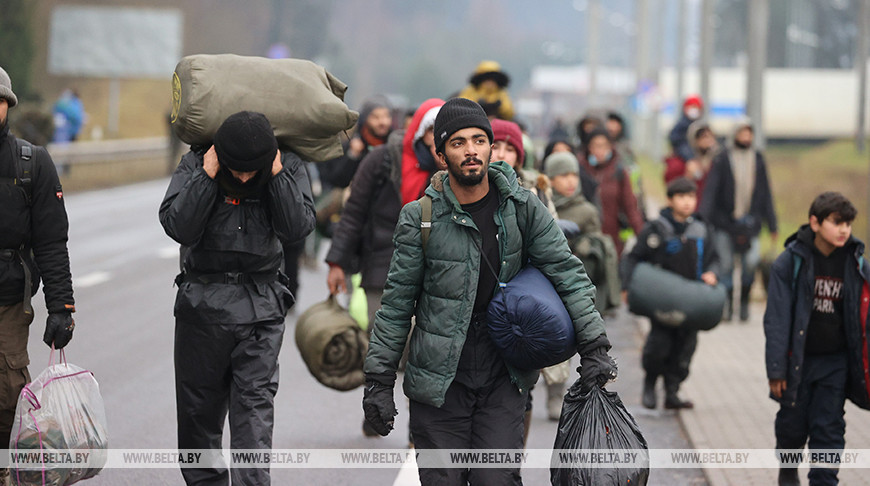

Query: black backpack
0;138;35;205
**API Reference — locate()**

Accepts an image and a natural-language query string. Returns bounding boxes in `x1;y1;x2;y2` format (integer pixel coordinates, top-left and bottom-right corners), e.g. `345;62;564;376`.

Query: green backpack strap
419;194;432;253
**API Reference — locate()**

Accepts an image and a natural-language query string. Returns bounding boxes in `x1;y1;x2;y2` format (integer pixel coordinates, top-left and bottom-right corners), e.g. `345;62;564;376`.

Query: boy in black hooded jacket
764;192;870;486
622;178;720;410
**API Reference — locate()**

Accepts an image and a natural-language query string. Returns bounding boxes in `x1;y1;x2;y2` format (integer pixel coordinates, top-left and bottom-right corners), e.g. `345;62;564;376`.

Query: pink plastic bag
9;351;108;486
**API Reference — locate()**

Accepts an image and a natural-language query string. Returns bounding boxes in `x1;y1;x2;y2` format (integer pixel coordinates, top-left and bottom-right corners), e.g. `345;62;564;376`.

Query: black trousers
642;322;698;391
775;352;848;486
175;319;284;486
409;318;527;486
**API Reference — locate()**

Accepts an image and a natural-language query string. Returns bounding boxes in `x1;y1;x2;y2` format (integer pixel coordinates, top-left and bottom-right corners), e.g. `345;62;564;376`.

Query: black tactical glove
579;346;617;389
362;379;398;437
44;312;75;349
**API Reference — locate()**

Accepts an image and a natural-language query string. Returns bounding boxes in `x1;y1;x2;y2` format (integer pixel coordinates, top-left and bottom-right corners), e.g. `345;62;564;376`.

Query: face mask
588;150;612;167
734;139;752;150
686;107;701;120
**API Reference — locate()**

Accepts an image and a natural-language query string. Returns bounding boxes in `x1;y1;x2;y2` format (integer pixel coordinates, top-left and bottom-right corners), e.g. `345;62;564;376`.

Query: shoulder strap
15;138;34;206
791;253;802;293
419;194;432;253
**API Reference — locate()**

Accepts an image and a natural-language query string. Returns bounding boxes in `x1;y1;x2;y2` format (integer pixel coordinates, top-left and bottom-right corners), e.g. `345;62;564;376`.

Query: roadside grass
637;139;870;255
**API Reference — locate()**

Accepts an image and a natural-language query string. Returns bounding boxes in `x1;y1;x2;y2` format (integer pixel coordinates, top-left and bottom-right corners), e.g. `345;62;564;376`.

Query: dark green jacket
364;161;608;407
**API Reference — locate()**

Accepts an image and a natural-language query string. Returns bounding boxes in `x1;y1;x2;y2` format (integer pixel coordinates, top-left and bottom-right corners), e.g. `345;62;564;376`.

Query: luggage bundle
627;262;726;331
487;266;577;370
171;54;358;162
295;295;367;391
10;356;108;486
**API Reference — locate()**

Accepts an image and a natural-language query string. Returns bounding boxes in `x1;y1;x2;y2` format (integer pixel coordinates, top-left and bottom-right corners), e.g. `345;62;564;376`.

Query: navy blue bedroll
627;262;726;331
487;266;576;370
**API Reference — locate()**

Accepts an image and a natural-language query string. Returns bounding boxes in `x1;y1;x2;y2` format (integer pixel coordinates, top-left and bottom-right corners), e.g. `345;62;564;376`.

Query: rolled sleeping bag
487;266;576;371
295;295;367;391
627;262;726;331
171;54;359;162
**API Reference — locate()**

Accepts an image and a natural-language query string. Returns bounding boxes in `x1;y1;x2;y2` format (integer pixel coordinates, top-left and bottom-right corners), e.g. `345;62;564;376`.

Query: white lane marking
158;246;180;259
393;448;420;486
76;271;112;288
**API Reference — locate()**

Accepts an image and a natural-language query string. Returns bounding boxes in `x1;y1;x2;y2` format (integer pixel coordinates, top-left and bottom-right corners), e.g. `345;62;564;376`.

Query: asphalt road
20;178;705;485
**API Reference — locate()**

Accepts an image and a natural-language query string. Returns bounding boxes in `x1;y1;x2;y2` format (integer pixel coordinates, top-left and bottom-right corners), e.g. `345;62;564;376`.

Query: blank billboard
48;6;182;79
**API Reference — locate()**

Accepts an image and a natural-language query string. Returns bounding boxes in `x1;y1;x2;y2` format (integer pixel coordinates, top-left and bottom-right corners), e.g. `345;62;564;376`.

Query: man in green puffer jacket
362;98;616;485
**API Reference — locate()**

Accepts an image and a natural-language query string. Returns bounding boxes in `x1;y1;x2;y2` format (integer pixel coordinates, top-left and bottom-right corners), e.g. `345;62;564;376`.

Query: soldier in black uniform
159;111;315;486
0;66;76;482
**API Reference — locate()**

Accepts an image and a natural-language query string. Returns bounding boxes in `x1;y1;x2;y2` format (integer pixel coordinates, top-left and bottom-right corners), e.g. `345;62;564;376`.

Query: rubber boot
546;382;565;421
739;285;752;322
642;375;657;409
664;382;694;410
723;288;733;322
777;467;800;486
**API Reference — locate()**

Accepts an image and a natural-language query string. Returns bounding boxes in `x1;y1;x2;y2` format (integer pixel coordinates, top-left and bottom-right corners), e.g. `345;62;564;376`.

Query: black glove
44;312;75;349
579;346;617;389
362;379;397;437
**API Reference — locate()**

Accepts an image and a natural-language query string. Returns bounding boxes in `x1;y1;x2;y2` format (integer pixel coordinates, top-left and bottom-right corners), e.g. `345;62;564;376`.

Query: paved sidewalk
665;300;870;486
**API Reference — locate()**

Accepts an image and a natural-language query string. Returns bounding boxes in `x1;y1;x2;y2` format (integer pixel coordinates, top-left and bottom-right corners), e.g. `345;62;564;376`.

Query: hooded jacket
578;151;645;255
0;123;75;312
364;161;608;407
326;100;444;290
669;113;696;162
159;149;316;324
664;120;718;200
698;124;777;236
764;225;870;409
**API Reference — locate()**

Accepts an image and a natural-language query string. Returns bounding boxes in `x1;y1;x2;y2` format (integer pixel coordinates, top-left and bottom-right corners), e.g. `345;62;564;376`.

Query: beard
446;154;490;187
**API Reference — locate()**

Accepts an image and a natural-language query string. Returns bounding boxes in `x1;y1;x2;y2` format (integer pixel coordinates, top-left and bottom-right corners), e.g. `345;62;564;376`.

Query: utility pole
588;0;601;105
856;0;868;153
699;0;715;115
746;0;769;149
634;0;651;154
676;0;687;106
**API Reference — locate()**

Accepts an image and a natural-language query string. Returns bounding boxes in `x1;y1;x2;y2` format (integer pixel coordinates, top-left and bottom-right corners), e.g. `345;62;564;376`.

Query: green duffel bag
295;295;367;391
171;54;359;162
627;262;726;331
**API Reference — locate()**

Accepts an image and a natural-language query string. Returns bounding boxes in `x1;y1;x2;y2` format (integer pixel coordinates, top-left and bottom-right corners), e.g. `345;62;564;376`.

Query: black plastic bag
551;379;649;486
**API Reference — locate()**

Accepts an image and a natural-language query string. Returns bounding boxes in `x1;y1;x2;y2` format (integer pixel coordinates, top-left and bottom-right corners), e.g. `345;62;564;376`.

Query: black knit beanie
433;98;493;154
214;111;278;173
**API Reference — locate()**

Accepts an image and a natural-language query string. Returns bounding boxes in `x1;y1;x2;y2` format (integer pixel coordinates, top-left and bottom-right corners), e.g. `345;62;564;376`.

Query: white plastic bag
9;353;108;486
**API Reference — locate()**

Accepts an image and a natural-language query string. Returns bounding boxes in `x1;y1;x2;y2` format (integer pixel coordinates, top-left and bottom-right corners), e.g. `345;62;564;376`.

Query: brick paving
661;300;870;485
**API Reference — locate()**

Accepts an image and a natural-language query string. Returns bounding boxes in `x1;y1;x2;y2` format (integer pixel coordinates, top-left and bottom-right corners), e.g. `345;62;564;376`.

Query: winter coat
318;100;390;191
763;225;870;409
554;191;621;311
0;124;74;312
364;161;608;407
668;114;695;162
578;152;645;255
159;149;316;324
518;168;558;219
621;208;720;289
698;147;777;237
325;130;404;290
